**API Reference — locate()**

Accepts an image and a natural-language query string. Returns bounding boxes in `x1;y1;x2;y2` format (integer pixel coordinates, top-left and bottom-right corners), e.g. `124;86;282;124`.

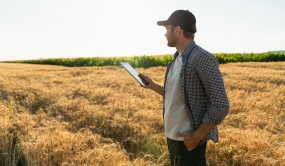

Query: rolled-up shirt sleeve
195;53;230;125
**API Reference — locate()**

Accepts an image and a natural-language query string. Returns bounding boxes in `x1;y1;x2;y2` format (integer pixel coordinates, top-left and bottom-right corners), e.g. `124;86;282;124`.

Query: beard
167;34;177;47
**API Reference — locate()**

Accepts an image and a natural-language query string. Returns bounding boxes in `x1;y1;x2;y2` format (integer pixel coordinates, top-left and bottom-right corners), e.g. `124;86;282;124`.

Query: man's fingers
176;132;192;137
187;148;194;151
139;73;149;77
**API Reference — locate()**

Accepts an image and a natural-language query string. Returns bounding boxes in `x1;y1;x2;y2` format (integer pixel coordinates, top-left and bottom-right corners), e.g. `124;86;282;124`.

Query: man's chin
167;43;175;47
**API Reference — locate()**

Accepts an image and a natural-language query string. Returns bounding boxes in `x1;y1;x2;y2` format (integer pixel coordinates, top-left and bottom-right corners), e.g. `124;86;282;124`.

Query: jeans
167;138;207;166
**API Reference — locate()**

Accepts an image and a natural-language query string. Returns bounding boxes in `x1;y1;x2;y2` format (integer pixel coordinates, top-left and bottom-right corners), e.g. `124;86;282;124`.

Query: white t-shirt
164;51;191;141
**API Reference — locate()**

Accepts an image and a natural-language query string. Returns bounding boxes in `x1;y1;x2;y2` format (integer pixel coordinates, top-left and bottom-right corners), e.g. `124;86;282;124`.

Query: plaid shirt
163;41;230;144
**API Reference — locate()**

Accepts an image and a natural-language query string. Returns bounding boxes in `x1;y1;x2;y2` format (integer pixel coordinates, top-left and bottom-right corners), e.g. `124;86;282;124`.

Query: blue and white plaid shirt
163;41;230;144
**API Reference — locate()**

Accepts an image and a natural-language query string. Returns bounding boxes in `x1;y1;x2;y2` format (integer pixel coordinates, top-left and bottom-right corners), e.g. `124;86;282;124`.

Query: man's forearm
151;83;164;96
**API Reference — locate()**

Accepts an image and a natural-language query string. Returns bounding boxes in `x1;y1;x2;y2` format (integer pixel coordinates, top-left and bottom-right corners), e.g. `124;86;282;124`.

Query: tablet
120;62;149;87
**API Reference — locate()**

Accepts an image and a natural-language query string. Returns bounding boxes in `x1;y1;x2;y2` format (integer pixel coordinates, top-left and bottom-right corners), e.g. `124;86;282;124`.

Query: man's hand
138;73;154;90
177;123;216;151
177;132;201;151
138;73;164;96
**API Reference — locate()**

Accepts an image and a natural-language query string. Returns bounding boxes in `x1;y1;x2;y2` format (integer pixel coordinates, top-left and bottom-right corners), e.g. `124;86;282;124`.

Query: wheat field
0;62;284;166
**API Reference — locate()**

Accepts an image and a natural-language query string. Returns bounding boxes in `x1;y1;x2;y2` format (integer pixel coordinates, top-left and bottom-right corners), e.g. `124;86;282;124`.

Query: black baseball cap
157;10;196;33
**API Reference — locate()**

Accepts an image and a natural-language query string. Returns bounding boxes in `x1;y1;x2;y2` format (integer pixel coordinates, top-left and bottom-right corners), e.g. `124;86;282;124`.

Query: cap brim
157;20;168;26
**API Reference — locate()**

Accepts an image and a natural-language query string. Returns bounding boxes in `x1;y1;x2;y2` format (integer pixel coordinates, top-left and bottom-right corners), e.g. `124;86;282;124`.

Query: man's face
165;25;177;47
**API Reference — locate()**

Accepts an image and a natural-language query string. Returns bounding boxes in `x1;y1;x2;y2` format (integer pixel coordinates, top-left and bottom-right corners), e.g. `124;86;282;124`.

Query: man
139;10;230;165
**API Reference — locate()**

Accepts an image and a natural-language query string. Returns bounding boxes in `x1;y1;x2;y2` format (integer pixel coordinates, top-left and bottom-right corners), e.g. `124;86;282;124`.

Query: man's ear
175;26;182;36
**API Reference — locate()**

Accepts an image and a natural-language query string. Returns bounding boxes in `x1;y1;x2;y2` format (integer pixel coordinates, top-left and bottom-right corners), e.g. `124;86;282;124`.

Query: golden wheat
0;62;284;166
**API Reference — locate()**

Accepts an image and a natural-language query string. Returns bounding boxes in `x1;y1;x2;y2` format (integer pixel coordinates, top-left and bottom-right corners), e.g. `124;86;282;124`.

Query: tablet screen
120;62;149;86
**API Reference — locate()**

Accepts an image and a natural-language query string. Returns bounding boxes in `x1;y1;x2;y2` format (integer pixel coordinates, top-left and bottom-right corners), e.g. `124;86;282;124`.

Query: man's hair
171;25;195;40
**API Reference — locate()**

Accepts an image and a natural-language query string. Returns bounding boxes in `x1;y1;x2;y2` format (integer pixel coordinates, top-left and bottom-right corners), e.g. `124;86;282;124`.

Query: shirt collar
174;41;196;59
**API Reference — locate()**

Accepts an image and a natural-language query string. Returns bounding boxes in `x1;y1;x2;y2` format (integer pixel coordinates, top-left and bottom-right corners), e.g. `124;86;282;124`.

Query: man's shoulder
190;46;219;66
193;45;214;57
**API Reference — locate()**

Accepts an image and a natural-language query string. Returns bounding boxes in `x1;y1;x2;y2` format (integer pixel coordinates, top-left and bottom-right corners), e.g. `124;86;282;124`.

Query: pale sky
0;0;285;61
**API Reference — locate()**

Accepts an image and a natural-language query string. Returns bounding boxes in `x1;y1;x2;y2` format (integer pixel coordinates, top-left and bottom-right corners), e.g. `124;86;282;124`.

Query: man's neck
176;39;193;52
